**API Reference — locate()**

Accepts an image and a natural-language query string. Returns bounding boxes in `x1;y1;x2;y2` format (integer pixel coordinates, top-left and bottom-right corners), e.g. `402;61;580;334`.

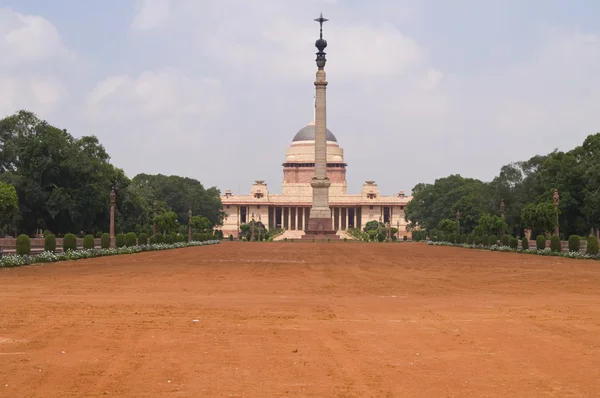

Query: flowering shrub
0;240;220;268
427;240;600;261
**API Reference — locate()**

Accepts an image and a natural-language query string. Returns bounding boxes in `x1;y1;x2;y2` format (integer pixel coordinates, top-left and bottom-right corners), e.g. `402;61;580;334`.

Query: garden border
0;240;221;268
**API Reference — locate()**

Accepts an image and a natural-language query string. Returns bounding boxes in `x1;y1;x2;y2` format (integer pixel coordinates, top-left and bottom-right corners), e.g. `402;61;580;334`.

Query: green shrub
138;233;148;245
586;235;599;255
489;235;498;246
155;233;164;244
473;236;481;246
170;233;178;243
229;234;234;241
16;234;31;256
568;235;580;252
44;234;56;252
83;235;95;249
149;236;157;245
101;233;111;249
163;233;172;244
377;233;385;242
509;237;518;250
521;237;529;250
550;235;561;252
217;230;224;240
467;235;474;245
115;233;126;248
63;233;77;251
125;232;137;247
43;230;51;238
438;233;445;242
403;235;408;241
501;235;510;246
536;235;546;250
481;235;489;246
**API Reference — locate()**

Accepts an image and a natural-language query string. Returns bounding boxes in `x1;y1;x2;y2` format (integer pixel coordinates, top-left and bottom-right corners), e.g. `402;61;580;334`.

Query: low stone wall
517;240;588;253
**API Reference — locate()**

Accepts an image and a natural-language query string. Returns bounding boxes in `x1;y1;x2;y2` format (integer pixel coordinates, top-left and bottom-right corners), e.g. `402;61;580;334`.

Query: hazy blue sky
1;0;599;195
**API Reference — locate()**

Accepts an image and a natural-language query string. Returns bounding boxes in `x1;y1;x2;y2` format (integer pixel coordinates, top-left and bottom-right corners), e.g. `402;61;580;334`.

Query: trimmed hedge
521;237;529;250
138;233;148;245
568;235;580;252
115;233;126;248
125;232;137;247
101;233;111;249
536;235;546;250
550;235;561;252
587;235;599;255
489;235;498;246
83;235;95;249
45;234;57;253
63;233;77;251
509;237;518;250
473;236;481;246
501;235;510;247
149;236;157;245
16;234;31;256
481;235;490;246
467;235;474;245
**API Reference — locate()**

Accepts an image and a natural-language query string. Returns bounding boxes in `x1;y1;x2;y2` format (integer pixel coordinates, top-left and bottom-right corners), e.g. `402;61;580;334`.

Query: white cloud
0;8;71;117
0;8;72;68
131;0;170;31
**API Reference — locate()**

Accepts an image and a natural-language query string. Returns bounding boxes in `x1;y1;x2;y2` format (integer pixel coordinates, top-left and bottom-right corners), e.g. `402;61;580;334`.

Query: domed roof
292;122;337;143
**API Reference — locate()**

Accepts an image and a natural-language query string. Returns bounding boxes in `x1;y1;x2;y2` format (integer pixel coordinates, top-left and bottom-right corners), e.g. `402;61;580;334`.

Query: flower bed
427;241;600;261
0;240;220;268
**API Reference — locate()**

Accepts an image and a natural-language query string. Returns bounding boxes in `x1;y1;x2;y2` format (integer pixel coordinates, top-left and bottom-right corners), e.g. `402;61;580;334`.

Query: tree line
405;132;600;240
0;110;224;237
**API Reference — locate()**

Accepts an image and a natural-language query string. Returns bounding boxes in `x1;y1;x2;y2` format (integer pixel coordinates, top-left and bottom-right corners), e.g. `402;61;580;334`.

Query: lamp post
553;189;560;237
499;199;505;237
456;210;461;237
110;187;116;248
188;206;192;242
386;221;391;242
153;199;158;237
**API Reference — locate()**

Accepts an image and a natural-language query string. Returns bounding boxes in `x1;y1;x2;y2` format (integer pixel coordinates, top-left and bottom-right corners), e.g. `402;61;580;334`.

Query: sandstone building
219;121;412;239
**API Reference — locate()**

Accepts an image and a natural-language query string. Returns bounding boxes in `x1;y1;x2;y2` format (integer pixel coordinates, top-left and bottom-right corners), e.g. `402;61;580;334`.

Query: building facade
219;121;412;239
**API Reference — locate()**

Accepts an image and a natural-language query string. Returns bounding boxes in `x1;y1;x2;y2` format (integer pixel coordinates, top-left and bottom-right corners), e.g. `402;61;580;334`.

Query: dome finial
314;13;329;69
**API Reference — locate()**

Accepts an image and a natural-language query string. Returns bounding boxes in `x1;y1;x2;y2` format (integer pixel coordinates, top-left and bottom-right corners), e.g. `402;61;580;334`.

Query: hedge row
429;234;600;260
12;231;222;254
1;240;221;268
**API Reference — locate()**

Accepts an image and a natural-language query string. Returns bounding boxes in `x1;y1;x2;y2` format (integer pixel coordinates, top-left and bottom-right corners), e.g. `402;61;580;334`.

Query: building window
367;193;376;199
257;205;260;209
254;193;264;199
369;205;374;210
226;205;230;209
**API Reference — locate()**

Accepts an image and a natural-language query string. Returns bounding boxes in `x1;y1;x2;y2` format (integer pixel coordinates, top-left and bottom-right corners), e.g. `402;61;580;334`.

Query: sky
1;0;599;196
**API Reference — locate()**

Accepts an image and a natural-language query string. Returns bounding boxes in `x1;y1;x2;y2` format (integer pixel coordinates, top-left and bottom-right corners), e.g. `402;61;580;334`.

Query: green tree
190;215;212;232
437;219;458;235
0;181;18;235
521;203;557;236
476;214;508;237
154;211;179;235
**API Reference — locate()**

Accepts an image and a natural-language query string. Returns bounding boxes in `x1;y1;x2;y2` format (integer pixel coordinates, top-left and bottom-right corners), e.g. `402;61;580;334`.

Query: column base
303;218;339;240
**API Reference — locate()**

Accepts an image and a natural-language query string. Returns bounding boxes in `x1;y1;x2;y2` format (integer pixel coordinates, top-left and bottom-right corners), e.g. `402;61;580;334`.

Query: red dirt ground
1;242;600;397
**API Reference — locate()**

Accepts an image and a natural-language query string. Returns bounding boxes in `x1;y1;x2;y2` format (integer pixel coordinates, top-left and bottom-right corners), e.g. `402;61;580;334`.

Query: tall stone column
307;13;334;235
553;189;560;237
109;187;116;248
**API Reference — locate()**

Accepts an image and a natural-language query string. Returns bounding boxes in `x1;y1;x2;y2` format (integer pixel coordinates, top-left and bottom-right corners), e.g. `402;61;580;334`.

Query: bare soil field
1;242;600;397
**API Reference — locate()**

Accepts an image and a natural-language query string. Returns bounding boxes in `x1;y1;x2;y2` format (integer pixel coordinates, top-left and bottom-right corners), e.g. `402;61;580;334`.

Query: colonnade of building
231;205;405;232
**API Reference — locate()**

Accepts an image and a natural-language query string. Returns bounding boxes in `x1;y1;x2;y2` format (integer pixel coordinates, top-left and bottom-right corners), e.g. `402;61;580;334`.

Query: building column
345;207;349;230
288;207;291;230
